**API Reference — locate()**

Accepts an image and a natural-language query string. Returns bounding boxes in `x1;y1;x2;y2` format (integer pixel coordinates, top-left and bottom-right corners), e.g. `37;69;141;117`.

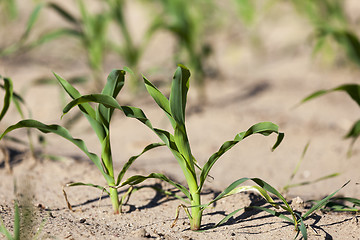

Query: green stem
109;186;120;214
190;191;202;230
186;169;202;230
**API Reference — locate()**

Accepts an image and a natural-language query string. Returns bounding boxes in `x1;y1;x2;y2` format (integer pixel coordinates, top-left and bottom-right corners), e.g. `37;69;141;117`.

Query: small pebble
79;218;86;223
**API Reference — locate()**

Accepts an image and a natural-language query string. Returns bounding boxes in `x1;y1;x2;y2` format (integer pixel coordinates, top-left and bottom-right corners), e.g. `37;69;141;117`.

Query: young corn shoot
0;70;163;214
60;65;285;230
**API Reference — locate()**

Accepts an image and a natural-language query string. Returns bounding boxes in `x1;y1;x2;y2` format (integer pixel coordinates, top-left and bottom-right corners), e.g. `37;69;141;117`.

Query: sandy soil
1;1;360;239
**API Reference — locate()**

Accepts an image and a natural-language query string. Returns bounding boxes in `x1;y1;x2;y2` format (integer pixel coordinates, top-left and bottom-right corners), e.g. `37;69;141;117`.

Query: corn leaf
143;76;175;127
66;182;110;195
0;120;112;183
213;207;244;228
300;84;360;107
169;65;190;125
22;3;45;40
116;142;165;185
54;73;96;118
302;180;350;219
0;77;13;121
54;73;106;141
97;70;125;128
250;206;294;224
199;122;284;191
120;172;191;200
28;28;81;48
345;119;360;139
48;3;78;24
298;216;307;240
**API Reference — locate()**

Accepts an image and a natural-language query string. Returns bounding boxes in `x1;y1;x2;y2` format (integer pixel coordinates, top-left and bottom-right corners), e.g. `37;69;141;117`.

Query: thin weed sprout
0;70;164;214
0;180;47;240
282;141;340;193
60;65;287;231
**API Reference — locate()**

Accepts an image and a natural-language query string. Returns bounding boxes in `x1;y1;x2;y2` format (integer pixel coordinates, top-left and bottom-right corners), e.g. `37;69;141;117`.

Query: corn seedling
285;0;359;66
0;76;40;170
318;196;360;212
60;65;285;230
0;1;109;89
105;0;155;93
299;84;360;157
149;0;217;103
0;70;164;214
251;180;350;240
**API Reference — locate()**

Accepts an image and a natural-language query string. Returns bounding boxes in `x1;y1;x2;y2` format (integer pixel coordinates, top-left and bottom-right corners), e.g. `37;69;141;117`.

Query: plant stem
190;191;202;230
109;186;120;214
186;169;202;230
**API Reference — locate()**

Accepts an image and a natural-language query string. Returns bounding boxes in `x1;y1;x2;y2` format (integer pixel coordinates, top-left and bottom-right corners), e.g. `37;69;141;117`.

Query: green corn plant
149;0;217;103
318;196;360;212
0;1;109;89
284;0;360;66
60;65;285;230
250;180;350;240
0;70;164;214
105;0;153;93
0;75;40;170
299;84;360;157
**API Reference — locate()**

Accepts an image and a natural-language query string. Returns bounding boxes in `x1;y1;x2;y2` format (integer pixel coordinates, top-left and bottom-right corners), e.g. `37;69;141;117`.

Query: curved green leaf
66;182;110;195
116;143;165;185
98;70;125;127
345;119;360;139
119;173;191;200
143;76;175;127
199;122;284;191
0;77;13;121
54;73;105;141
0;120;112;183
249;206;294;224
300;84;360;107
